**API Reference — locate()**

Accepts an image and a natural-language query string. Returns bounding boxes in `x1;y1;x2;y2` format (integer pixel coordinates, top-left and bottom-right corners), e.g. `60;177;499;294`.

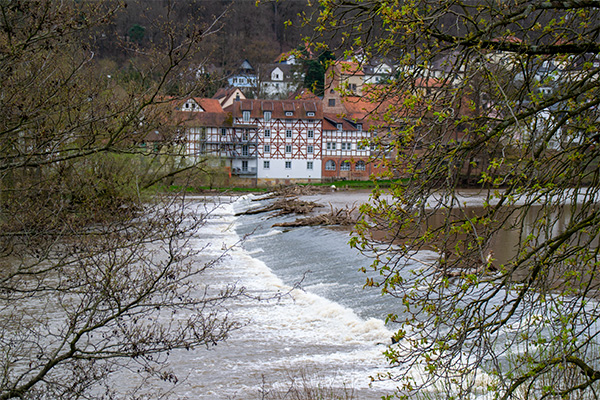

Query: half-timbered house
321;114;374;180
174;97;258;177
227;99;323;184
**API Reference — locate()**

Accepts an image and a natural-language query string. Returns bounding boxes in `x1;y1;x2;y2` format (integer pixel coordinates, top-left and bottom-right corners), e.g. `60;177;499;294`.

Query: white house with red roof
227;99;323;183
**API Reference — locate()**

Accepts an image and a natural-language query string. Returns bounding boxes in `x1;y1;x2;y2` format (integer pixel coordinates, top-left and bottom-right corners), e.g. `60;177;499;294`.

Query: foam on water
106;196;410;399
176;196;400;399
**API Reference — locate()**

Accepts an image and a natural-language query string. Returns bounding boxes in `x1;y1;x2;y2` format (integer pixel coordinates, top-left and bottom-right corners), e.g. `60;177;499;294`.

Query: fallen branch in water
272;205;357;227
236;198;324;217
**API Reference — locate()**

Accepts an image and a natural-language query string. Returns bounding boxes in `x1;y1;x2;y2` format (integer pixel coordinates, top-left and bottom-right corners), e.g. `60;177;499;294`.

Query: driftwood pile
237;185;357;228
237;198;323;218
255;184;335;201
272;205;357;227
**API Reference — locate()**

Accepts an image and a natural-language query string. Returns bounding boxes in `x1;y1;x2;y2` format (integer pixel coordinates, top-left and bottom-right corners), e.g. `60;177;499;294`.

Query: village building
227;99;323;184
227;59;258;92
260;63;302;99
212;87;246;108
174;97;259;179
321;114;373;180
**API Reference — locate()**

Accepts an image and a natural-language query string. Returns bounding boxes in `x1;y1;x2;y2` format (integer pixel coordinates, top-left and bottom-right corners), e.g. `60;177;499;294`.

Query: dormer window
285;111;293;116
307;112;315;117
336;123;343;131
183;100;202;112
242;110;251;122
264;111;271;122
357;123;362;131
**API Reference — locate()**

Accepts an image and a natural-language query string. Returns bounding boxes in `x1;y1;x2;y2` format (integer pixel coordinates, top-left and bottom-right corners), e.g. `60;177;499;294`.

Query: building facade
228;99;323;184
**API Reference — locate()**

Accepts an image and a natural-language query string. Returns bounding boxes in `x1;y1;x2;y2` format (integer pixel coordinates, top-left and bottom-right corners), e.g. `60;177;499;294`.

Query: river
130;192;408;400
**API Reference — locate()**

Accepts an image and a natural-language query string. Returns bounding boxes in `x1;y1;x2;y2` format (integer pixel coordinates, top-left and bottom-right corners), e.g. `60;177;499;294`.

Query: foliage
0;1;241;398
128;24;146;43
256;370;357;400
301;48;335;96
314;0;600;399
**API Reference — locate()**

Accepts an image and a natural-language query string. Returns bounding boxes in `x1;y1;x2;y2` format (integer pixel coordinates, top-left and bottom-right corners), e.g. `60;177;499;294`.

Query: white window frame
285;145;292;153
285;161;292;169
264;129;270;137
307;111;315;117
355;160;366;171
307;145;313;154
242;110;251;122
307;130;314;138
307;161;313;170
325;160;336;171
285;111;293;116
264;111;271;122
263;160;270;169
340;161;351;171
286;130;292;138
264;144;270;153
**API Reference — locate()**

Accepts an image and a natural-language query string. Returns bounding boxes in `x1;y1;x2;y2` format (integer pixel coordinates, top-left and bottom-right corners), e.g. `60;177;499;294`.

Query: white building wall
257;158;322;180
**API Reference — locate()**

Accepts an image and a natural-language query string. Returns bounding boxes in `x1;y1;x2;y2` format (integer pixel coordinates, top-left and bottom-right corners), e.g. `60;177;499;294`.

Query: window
341;142;346;150
355;160;366;171
285;145;292;153
326;142;336;150
243;131;248;141
357;123;363;132
242;110;250;122
264;111;271;122
285;111;294;116
285;161;292;169
341;161;351;171
307;161;313;170
336;123;343;131
307;130;314;138
263;160;270;169
242;145;248;156
328;99;335;106
264;129;270;137
342;142;352;150
264;144;270;153
307;145;313;154
307;112;315;117
221;128;227;136
325;160;336;170
286;130;292;138
242;160;248;172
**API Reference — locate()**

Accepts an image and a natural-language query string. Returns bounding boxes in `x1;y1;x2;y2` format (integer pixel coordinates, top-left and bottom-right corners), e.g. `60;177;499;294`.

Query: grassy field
165;179;399;194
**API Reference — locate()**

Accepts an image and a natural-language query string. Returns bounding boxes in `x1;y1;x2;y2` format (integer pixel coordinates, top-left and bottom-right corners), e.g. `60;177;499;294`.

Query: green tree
0;1;239;398
302;48;335;96
128;23;146;44
315;1;600;399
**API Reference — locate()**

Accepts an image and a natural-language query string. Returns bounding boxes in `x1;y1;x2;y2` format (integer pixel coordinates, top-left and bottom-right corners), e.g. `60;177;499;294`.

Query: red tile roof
227;99;323;120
